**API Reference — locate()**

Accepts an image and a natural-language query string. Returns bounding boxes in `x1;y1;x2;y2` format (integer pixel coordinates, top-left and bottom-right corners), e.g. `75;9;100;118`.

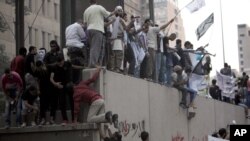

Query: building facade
0;0;60;59
238;24;250;74
131;0;185;47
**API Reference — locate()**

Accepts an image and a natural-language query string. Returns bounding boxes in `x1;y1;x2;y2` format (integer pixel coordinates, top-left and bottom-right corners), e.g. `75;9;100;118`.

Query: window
28;0;32;11
42;31;45;48
240;34;245;37
239;40;242;44
54;3;58;20
240;54;243;58
241;68;244;72
241;61;244;65
239;47;243;51
28;27;32;45
42;0;45;15
175;32;178;38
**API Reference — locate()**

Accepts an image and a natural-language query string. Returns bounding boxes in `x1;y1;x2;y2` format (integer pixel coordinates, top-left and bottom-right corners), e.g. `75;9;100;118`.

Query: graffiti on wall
118;120;145;138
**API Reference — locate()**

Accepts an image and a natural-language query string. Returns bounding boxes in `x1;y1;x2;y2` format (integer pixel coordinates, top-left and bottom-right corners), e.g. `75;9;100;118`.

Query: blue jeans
166;66;173;86
159;55;167;84
155;52;162;83
185;87;197;103
5;97;22;126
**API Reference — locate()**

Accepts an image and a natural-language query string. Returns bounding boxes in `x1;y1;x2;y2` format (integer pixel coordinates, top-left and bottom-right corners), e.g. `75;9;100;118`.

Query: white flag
186;0;205;13
196;13;214;40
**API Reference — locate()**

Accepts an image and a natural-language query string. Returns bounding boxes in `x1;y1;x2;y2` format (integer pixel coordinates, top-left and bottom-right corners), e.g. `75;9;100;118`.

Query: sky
177;0;250;76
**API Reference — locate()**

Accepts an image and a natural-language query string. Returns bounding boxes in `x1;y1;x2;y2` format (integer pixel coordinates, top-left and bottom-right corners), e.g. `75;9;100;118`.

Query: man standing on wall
66;20;87;84
84;0;116;68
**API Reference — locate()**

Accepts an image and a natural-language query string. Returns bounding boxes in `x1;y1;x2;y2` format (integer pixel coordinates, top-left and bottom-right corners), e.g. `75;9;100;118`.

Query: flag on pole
196;13;214;40
186;0;206;13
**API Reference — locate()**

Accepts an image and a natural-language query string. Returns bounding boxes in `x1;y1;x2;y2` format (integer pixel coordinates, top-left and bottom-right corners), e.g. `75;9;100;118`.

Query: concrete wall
0;123;99;141
102;70;249;141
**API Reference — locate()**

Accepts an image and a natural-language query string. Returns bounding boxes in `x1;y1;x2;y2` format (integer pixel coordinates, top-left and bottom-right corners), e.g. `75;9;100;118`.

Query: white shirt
84;4;110;33
147;26;160;50
65;23;85;48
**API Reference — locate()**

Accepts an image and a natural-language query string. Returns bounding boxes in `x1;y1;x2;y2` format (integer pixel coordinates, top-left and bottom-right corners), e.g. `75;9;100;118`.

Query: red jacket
73;70;102;104
1;71;23;93
10;55;25;78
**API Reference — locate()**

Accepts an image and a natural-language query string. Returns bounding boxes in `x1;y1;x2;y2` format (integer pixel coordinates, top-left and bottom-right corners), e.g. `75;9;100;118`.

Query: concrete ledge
0;123;97;134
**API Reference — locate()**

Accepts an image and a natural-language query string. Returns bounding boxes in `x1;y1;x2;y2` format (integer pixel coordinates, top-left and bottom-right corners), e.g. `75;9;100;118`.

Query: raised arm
160;18;174;30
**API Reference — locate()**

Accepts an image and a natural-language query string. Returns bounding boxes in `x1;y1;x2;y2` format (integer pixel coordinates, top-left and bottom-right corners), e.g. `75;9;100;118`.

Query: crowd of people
209;62;250;118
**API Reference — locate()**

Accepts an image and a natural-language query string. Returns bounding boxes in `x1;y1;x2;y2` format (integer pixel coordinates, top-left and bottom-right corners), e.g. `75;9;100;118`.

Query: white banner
208;135;229;141
189;73;208;92
186;0;206;13
216;71;236;98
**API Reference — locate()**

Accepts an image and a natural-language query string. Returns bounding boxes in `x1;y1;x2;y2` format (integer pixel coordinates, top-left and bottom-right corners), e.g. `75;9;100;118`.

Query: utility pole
60;0;75;48
148;0;155;23
220;0;226;64
15;0;24;55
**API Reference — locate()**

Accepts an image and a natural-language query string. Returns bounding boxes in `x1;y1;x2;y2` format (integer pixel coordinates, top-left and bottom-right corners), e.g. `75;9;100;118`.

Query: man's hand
55;82;63;89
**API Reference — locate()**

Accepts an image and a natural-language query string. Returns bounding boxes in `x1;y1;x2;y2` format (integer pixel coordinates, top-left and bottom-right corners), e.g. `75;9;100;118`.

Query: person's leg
177;87;188;108
186;88;197;108
59;89;68;122
140;55;148;79
166;66;173;86
15;97;22;126
67;86;74;122
4;99;11;128
39;92;46;123
155;52;162;83
50;89;59;123
115;50;123;72
73;93;82;123
87;99;106;123
109;50;115;71
88;30;104;67
147;48;154;79
127;43;136;75
21;101;27;127
159;53;166;84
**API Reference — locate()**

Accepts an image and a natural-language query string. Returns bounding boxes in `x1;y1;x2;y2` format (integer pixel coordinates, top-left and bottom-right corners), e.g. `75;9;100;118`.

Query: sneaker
21;122;27;128
39;119;46;125
49;120;55;125
31;121;36;126
61;120;68;126
105;111;113;124
112;114;119;129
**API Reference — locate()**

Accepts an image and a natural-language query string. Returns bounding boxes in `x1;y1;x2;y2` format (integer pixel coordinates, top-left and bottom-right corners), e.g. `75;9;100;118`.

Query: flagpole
220;0;226;64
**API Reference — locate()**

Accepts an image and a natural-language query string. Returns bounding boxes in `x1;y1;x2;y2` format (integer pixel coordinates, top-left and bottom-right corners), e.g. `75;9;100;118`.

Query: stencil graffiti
118;120;145;138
